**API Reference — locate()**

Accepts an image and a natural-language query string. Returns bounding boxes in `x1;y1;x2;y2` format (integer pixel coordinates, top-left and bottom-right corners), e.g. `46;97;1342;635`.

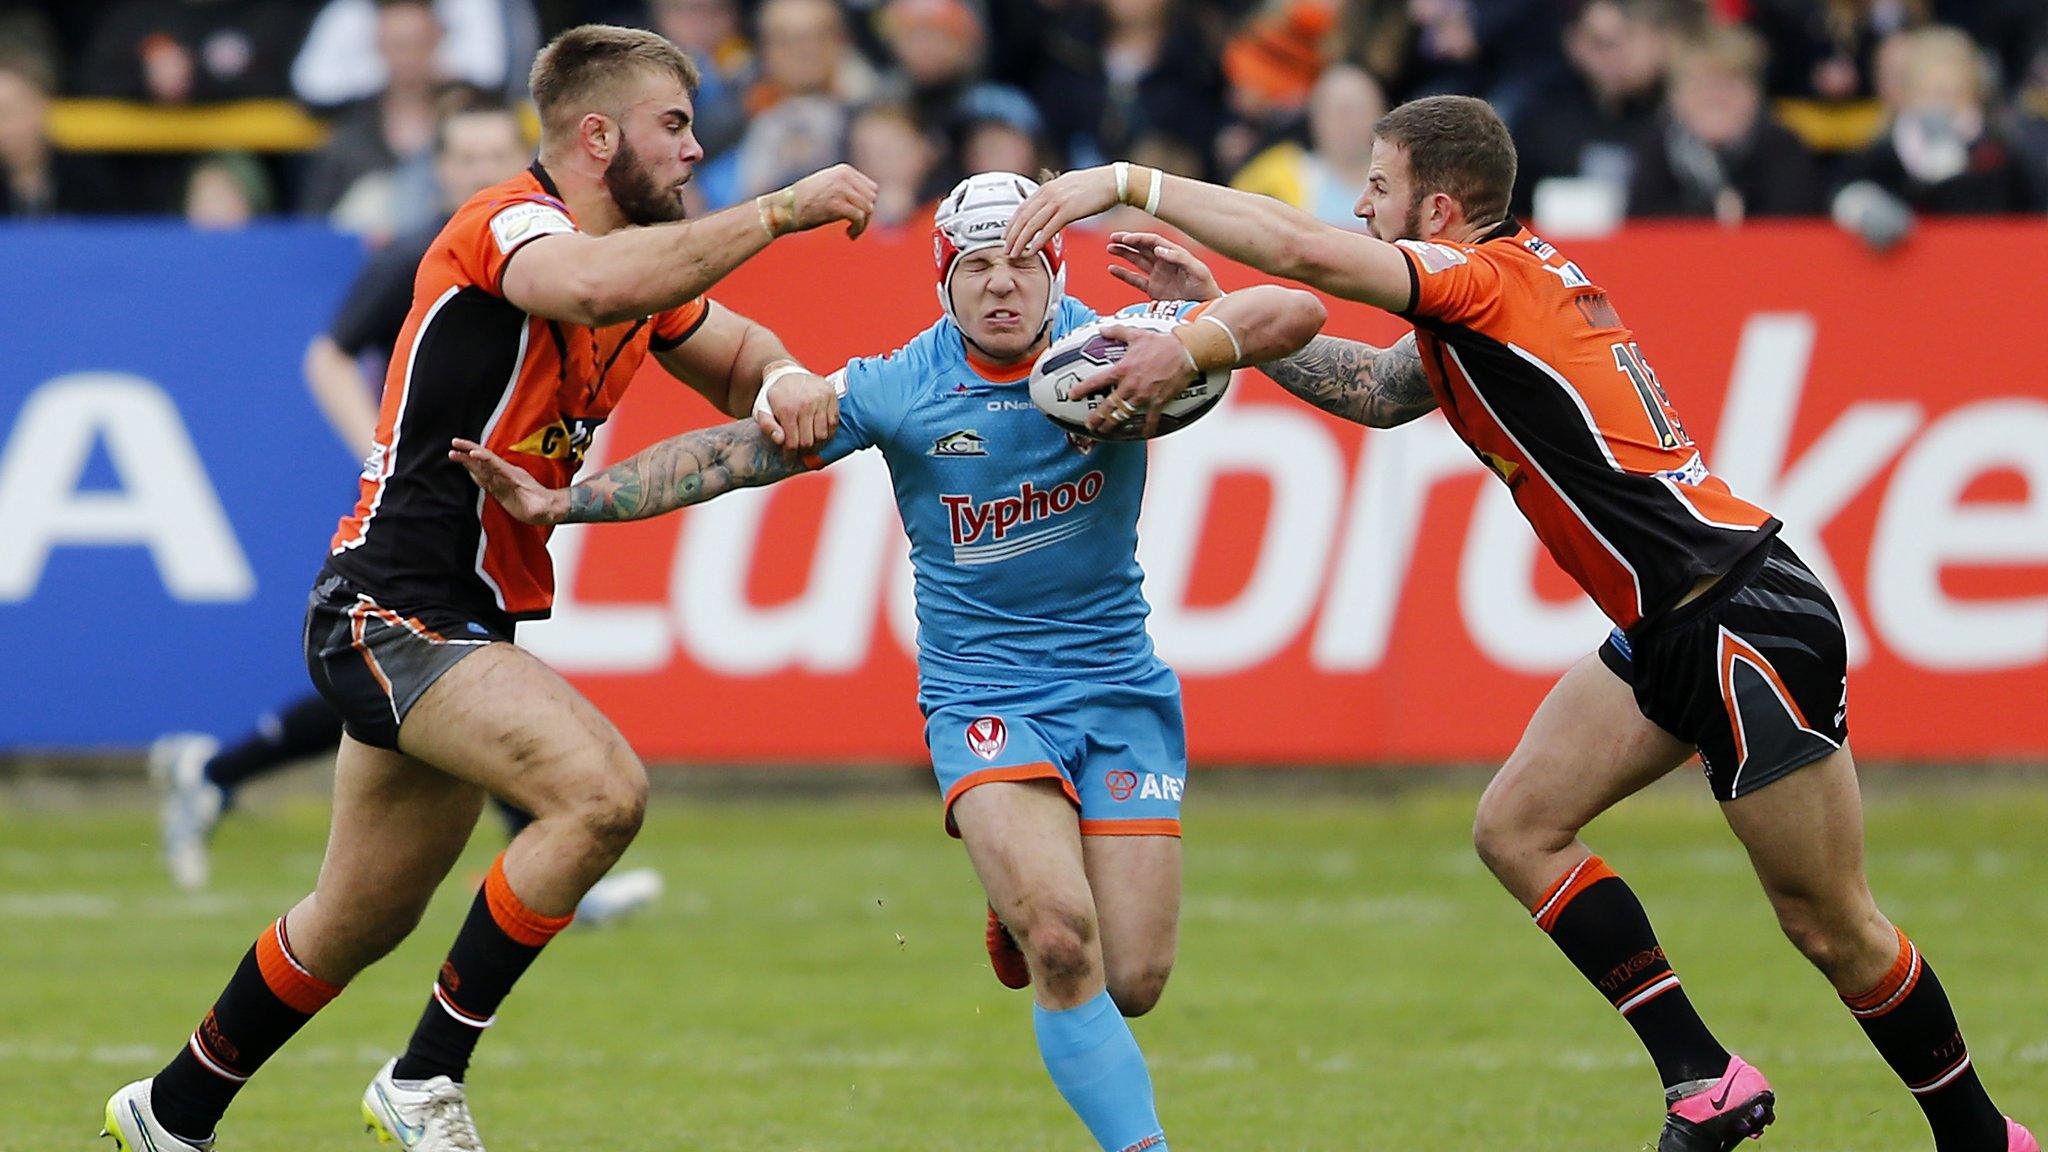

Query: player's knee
1107;963;1172;1017
1019;904;1099;986
1772;894;1883;979
1472;783;1533;877
568;752;648;861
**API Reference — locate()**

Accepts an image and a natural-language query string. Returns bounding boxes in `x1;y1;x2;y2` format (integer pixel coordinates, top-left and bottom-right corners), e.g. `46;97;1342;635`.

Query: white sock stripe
1616;974;1683;1016
186;1034;248;1083
272;920;313;980
1851;946;1923;1018
1909;1052;1973;1095
1533;858;1594;923
432;983;495;1029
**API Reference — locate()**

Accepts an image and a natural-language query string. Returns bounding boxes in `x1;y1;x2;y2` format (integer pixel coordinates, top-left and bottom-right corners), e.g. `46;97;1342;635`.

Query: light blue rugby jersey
814;296;1201;687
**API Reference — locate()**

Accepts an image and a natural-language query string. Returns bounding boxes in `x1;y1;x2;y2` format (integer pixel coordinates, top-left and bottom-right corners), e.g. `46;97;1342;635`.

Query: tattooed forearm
1262;332;1435;428
564;421;810;522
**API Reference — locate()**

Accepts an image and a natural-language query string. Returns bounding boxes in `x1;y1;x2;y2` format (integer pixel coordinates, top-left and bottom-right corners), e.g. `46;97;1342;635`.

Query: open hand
449;439;568;525
1107;231;1221;302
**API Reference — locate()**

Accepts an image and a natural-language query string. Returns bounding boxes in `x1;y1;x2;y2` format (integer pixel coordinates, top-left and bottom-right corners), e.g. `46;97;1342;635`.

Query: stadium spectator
846;100;938;228
1629;23;1826;221
751;0;877;109
291;0;540;108
955;82;1048;177
0;45;119;215
299;0;448;237
1402;0;1568;124
78;0;312;103
1332;0;1415;97
644;0;753;164
1030;0;1227;176
1834;24;2045;238
697;0;871;205
876;0;985;137
1231;63;1387;229
182;151;273;229
1749;0;1927;101
1212;0;1329;181
1512;0;1675;217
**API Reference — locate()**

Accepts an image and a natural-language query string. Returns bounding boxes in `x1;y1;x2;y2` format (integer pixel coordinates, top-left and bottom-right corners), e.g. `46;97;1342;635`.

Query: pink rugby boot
1658;1055;1776;1152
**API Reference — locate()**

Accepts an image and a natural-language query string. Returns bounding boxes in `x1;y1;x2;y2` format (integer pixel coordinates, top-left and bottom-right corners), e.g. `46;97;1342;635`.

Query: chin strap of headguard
932;172;1066;358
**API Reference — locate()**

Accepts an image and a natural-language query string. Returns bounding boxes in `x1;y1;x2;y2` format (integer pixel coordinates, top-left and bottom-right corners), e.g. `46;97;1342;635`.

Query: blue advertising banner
0;223;366;748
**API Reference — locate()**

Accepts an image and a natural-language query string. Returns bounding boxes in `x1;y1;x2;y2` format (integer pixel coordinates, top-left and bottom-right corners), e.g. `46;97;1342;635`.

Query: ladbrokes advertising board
1;221;2040;758
525;221;2048;764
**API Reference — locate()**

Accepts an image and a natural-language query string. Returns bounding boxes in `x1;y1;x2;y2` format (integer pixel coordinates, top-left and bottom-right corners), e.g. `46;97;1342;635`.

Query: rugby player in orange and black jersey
1009;96;2034;1152
103;25;878;1152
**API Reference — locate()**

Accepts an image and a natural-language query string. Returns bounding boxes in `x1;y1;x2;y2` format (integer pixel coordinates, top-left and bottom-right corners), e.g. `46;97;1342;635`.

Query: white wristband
1143;167;1162;215
752;362;811;419
1197;313;1243;362
1113;161;1131;207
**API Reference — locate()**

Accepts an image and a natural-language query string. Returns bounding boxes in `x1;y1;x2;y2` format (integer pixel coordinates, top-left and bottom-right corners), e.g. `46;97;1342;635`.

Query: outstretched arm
449;420;812;526
1263;331;1436;428
1009;166;1414;312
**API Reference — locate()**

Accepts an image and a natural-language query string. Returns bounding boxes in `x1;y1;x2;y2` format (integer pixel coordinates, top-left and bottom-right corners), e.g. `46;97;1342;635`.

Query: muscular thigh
396;641;641;813
952;780;1093;929
1477;652;1695;904
1084;834;1181;981
290;734;487;973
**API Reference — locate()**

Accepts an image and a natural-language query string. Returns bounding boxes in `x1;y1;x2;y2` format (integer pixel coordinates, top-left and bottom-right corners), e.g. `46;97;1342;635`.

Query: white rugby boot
103;1078;215;1151
361;1059;486;1151
149;733;222;892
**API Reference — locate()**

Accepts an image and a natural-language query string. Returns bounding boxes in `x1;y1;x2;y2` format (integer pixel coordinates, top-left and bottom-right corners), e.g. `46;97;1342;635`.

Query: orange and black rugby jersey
329;162;710;626
1394;220;1778;630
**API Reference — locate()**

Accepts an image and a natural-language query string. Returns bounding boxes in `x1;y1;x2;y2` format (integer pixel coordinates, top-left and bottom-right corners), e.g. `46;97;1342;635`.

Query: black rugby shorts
1600;538;1849;801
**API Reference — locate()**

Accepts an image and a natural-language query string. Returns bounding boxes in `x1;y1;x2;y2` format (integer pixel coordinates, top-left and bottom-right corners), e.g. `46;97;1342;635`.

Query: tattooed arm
449;420;812;526
1262;331;1436;429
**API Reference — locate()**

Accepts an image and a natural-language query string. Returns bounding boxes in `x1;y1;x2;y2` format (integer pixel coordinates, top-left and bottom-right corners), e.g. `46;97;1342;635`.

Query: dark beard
605;135;687;226
1376;191;1425;242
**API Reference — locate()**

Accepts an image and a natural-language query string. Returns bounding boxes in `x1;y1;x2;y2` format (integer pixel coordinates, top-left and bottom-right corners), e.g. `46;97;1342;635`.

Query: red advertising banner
528;220;2048;764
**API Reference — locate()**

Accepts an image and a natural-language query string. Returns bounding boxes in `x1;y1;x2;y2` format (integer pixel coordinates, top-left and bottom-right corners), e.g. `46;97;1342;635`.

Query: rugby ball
1028;316;1231;441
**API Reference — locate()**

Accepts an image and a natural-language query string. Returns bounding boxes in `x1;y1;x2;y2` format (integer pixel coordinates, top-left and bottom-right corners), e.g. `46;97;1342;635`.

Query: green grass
2;776;2044;1151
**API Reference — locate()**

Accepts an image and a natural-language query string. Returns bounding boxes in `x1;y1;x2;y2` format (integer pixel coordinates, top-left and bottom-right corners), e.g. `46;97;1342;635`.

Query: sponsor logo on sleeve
489;201;577;253
1395;239;1469;273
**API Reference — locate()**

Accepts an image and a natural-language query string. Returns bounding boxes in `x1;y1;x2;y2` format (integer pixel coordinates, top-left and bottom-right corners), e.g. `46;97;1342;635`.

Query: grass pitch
2;771;2043;1151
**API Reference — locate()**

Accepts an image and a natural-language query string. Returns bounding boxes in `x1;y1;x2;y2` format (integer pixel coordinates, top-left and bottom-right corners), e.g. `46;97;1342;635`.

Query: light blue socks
1033;989;1168;1152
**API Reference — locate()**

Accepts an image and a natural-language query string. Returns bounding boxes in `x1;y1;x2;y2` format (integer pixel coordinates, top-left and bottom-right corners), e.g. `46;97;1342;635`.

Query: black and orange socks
150;918;344;1142
391;853;573;1084
1844;927;2006;1152
1530;855;1731;1089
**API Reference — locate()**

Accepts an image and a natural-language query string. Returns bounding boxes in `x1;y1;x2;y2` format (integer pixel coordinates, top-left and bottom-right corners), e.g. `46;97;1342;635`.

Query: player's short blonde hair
528;24;700;145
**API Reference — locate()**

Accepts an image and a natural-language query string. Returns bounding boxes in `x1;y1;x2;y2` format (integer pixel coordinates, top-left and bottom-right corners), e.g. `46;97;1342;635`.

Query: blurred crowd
1;0;2044;245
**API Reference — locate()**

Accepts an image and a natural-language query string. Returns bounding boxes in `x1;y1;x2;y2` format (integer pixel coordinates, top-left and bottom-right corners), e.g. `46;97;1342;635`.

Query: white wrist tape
752;362;812;419
1143;166;1162;215
1197;313;1243;362
1113;161;1131;207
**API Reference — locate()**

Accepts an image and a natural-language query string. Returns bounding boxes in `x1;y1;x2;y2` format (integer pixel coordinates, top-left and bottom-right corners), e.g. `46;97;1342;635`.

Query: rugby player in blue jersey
452;172;1324;1152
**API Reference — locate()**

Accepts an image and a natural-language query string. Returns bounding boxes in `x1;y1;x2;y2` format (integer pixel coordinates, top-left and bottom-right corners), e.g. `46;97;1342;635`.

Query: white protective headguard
932;172;1066;345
